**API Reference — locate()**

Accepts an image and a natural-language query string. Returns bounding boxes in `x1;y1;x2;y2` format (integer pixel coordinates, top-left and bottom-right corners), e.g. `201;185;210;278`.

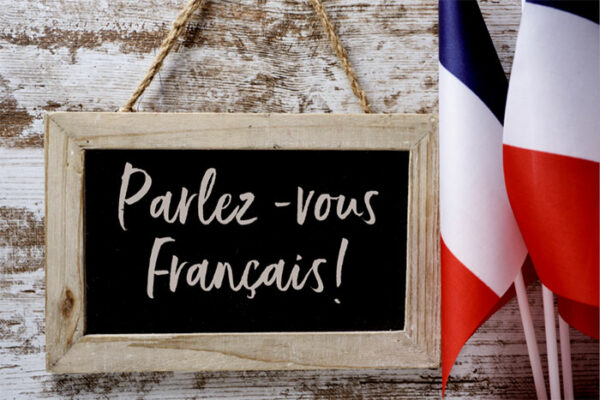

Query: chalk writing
116;163;378;301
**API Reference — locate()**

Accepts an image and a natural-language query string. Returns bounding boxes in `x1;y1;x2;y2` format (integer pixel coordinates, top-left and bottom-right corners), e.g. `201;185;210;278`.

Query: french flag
439;0;531;391
503;0;599;339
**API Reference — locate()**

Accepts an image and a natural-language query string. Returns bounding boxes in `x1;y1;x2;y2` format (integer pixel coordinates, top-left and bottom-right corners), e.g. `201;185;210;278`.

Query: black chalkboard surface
84;149;409;334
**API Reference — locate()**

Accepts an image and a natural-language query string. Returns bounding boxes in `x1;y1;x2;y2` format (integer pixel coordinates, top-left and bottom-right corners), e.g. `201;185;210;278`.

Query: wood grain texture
0;0;597;398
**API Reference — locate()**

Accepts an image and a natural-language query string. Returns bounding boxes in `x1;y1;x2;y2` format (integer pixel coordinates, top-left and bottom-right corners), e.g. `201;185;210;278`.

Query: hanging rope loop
119;0;207;112
308;0;372;113
120;0;372;113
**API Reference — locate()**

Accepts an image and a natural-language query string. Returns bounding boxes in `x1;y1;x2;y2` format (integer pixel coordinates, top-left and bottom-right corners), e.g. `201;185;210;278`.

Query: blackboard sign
45;113;439;373
84;149;409;334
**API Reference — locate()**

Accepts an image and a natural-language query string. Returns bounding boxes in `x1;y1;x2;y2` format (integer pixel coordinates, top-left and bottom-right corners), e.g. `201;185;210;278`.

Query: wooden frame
45;113;439;373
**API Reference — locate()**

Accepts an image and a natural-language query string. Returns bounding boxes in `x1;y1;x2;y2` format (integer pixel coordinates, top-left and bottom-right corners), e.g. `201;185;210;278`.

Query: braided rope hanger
119;0;372;113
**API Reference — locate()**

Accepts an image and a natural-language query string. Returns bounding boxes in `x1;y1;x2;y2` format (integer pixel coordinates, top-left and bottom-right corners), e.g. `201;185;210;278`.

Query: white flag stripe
440;64;528;296
504;2;600;162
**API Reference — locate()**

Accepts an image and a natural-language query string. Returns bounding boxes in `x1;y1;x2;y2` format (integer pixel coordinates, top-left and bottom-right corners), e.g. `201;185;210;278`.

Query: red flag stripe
441;237;500;394
503;144;599;307
558;296;599;340
442;237;539;393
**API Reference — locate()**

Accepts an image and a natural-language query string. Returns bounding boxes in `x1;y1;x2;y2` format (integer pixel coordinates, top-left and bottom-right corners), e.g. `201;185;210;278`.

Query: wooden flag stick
559;315;574;400
542;285;561;399
515;272;548;400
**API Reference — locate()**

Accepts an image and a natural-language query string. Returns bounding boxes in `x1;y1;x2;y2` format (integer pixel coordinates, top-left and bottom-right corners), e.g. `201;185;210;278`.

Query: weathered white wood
45;112;440;373
48;112;432;148
0;0;597;397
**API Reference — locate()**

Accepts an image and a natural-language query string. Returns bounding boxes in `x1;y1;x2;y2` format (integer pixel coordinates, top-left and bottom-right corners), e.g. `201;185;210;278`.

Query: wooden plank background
0;0;597;398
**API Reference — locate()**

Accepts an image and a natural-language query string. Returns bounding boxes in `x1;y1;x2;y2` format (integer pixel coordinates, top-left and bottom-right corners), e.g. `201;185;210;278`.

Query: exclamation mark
334;238;349;304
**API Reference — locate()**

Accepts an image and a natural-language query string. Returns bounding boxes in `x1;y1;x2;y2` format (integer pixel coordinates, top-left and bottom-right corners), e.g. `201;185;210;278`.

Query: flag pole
542;285;561;399
514;272;548;400
559;314;574;399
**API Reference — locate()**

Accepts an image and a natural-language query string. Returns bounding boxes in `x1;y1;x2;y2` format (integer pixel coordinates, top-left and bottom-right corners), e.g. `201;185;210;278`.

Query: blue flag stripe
439;0;508;124
527;0;599;24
